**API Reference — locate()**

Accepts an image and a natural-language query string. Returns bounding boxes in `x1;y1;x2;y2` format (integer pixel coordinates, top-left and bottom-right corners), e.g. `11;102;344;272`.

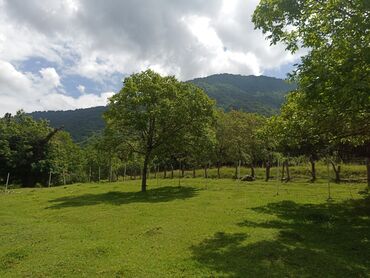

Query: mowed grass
0;178;369;277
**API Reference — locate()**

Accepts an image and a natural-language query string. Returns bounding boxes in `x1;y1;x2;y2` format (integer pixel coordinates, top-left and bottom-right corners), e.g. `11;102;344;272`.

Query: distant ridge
189;73;296;115
30;74;296;142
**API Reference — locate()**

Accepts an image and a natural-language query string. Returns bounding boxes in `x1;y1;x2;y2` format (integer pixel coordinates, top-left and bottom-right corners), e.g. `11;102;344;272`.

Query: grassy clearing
0;178;369;277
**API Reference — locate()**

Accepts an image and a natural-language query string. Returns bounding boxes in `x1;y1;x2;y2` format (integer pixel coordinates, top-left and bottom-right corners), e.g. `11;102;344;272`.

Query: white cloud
0;60;114;115
77;84;85;94
0;0;302;114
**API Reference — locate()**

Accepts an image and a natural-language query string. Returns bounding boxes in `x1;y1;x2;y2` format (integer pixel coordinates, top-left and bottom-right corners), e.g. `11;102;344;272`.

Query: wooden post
63;169;66;185
327;161;332;200
178;160;181;186
48;171;52;187
89;166;92;183
123;163;127;182
156;165;159;187
5;172;10;191
237;160;241;179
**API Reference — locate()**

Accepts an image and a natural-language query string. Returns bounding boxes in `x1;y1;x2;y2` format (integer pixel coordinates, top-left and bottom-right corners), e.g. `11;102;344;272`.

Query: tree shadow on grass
47;186;199;209
191;196;370;277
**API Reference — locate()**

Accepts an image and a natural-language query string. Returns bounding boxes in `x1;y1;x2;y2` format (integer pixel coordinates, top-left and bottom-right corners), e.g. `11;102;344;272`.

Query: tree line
1;0;369;191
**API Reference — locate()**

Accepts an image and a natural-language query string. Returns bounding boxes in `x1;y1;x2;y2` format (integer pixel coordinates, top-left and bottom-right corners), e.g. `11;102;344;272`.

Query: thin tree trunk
217;162;221;179
330;160;341;183
123;164;127;182
163;167;167;179
5;172;10;191
98;166;101;182
281;162;285;181
285;161;291;182
193;167;196;178
204;165;208;178
250;165;255;178
171;164;174;179
366;157;370;188
310;157;316;182
48;171;52;187
63;169;66;185
265;161;270;182
237;160;241;179
181;165;185;178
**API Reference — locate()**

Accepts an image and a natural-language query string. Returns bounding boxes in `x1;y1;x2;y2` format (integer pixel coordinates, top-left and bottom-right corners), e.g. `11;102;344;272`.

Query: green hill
30;106;107;143
189;73;296;114
30;74;296;142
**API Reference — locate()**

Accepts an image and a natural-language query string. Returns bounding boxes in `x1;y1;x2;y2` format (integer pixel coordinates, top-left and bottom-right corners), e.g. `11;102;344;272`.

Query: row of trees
1;1;369;191
0;94;368;190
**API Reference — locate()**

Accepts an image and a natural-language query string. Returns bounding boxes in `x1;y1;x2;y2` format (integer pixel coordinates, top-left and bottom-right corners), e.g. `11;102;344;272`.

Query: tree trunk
265;161;270;182
366;157;370;188
193;167;196;178
238;160;241;179
171;164;174;179
310;157;316;182
181;165;185;178
330;161;341;183
163;167;167;179
281;162;285;181
204;165;208;178
285;161;291;182
217;162;221;179
141;155;150;192
250;165;255;178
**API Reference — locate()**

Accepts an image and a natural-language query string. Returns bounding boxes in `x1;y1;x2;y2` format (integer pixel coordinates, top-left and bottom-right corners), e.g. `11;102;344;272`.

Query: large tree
253;0;370;185
105;70;215;192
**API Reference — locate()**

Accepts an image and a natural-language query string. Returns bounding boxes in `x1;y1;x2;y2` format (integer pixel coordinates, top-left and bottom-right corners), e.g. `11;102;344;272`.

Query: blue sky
0;0;301;115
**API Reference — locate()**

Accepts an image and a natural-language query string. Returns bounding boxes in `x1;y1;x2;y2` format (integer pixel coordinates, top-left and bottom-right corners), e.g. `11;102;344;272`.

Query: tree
253;0;370;186
269;92;329;182
0;111;77;187
105;70;215;192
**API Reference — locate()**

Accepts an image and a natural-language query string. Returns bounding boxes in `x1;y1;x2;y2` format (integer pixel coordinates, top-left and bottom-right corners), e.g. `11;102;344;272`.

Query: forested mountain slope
30;74;296;142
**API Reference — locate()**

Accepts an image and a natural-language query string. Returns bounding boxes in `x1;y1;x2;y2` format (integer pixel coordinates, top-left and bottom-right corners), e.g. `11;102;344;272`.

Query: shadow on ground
191;196;370;277
47;186;199;209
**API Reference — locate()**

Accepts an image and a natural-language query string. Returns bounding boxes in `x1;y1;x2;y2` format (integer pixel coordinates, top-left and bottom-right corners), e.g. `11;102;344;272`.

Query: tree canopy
104;70;215;191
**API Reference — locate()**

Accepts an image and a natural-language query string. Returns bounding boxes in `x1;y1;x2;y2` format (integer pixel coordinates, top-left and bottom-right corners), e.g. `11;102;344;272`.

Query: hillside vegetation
29;74;295;142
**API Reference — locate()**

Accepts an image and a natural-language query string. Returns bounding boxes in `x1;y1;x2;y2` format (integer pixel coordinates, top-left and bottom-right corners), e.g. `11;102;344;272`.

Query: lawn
0;178;369;277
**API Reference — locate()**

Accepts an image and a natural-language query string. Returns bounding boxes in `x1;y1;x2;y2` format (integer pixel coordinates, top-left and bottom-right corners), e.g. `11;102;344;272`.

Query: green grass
1;178;369;277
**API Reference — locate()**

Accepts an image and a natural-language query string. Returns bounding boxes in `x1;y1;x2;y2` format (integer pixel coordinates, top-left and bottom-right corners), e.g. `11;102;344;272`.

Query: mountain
30;106;107;143
189;74;296;114
29;74;296;142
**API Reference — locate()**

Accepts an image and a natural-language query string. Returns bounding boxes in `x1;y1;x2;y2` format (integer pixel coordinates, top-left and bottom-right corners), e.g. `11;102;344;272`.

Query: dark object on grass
241;175;255;182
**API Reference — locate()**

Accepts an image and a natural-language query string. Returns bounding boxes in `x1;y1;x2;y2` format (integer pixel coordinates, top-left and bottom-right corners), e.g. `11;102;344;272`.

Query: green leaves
253;0;370;147
104;70;216;189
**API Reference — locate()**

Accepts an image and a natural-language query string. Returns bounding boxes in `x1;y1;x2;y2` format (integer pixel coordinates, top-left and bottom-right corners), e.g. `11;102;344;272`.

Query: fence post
48;171;52;187
5;172;10;191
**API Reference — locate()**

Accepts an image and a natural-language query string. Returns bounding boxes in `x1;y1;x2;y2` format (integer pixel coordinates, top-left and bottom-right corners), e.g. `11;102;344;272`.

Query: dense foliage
0;112;86;186
104;70;215;191
253;0;370;186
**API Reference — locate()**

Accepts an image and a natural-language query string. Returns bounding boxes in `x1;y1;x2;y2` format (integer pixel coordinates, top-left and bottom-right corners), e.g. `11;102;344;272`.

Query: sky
0;0;302;115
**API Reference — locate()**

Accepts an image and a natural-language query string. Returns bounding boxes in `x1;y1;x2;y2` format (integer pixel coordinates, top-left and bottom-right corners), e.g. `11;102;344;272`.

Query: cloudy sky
0;0;301;115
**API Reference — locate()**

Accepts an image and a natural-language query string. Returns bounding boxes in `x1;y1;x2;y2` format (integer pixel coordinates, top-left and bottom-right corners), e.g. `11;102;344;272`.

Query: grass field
1;178;369;277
